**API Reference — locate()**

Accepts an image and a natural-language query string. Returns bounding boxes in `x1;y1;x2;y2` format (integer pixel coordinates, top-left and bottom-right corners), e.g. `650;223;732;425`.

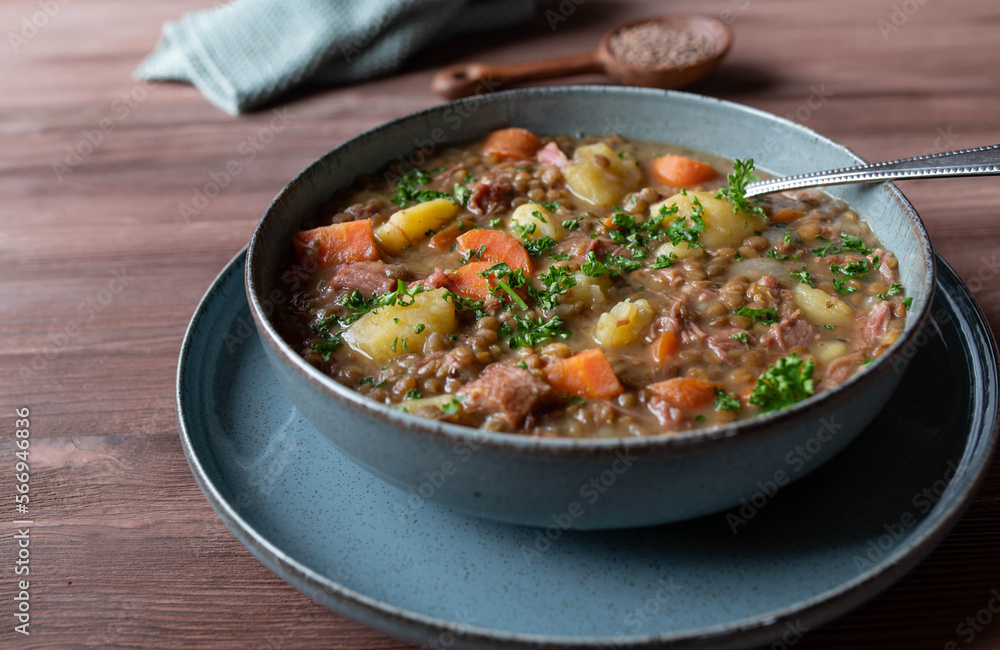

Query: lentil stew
273;129;909;438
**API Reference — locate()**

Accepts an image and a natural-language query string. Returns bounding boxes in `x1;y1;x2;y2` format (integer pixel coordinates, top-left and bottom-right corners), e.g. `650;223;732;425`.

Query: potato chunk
652;190;767;248
563;143;641;207
564;271;609;305
814;341;848;365
509;203;566;242
653;241;704;260
595;299;654;348
344;288;457;361
793;283;855;327
374;198;459;255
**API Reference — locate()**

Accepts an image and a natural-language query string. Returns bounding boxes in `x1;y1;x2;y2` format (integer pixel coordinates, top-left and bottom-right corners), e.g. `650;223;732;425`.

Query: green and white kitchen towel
136;0;539;115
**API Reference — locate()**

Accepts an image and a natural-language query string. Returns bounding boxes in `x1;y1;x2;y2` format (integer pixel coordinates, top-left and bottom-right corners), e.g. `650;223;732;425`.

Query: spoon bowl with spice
432;14;733;100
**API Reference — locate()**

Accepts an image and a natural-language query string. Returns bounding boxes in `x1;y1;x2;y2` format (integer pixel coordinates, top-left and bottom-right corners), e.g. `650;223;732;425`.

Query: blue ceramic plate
177;250;997;649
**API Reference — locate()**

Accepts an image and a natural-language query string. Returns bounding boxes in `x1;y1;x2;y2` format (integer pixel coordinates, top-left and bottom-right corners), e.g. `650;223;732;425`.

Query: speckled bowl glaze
246;87;935;529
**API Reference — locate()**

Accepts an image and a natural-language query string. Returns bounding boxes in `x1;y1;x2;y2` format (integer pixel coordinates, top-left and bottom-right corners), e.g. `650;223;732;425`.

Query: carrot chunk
647;377;721;410
651;154;718;188
456;229;533;275
543;348;623;400
292;219;380;268
446;261;495;302
428;219;475;252
482;128;542;160
651;331;680;364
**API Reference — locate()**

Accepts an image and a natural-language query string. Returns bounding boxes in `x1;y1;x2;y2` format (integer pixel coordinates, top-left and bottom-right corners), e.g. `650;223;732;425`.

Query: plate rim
177;248;998;649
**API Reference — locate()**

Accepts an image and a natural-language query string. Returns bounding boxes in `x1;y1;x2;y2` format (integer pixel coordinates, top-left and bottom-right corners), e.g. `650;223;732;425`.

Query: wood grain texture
1;0;999;647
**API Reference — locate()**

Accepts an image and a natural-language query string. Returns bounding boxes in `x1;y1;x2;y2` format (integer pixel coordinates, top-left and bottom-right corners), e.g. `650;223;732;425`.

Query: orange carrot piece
456;229;533;275
446;262;495;301
647;377;721;410
651;154;718;188
651;331;680;364
292;219;380;268
483;128;542;160
770;208;806;223
543;348;623;400
429;219;475;252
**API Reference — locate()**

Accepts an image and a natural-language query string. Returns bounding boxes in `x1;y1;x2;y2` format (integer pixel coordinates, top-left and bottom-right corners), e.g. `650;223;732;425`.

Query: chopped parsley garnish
735;307;779;324
561;217;582;231
512;220;537;238
453;183;472;206
581;251;612;277
824;324;835;330
391;168;452;207
414;323;426;334
749;352;816;412
903;297;913;310
831;260;872;278
500;314;571;349
767;250;789;261
790;265;815;287
523;236;558;257
378;280;424;308
532;264;577;310
489;218;502;228
462;244;487;262
443;291;487;318
479;263;530;310
831;277;857;295
877;283;904;300
714;158;767;219
664;197;706;248
531;200;562;212
566;395;587;406
550;251;571;261
812;232;873;257
651;253;676;269
713;388;741;412
730;331;749;343
404;388;423;400
441;395;465;414
314;339;342;361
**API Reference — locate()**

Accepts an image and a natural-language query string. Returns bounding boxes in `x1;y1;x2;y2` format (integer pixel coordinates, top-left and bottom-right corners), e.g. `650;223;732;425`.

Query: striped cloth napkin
136;0;539;115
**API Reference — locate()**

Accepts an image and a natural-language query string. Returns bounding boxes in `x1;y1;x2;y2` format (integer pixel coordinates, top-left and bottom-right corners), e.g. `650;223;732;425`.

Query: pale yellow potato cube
654;241;704;260
652;190;767;249
813;340;848;365
509;203;566;241
564;271;610;305
562;143;641;207
793;283;855;327
374;198;459;255
344;288;457;361
595;299;654;348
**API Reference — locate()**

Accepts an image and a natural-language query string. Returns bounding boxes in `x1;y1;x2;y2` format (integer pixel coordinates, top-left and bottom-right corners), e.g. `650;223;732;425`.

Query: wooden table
2;0;999;647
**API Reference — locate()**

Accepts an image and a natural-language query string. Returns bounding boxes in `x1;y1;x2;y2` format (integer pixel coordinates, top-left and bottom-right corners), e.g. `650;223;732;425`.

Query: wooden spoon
432;15;733;100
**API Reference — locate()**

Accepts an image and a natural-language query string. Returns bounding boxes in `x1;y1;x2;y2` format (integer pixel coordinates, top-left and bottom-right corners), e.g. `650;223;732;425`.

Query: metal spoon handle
744;144;1000;198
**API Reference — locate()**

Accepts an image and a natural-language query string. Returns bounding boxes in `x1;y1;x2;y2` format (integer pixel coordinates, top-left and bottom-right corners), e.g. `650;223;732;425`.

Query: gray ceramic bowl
246;87;934;529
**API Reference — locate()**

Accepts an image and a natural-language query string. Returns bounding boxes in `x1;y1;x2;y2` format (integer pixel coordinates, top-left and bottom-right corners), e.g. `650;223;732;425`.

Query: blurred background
1;0;999;647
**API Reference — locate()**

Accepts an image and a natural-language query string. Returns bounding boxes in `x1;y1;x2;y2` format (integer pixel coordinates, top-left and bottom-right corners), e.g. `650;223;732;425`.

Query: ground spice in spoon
608;22;714;69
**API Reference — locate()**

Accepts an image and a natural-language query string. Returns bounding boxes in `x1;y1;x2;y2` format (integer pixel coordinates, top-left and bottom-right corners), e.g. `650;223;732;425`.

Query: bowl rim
245;85;936;456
